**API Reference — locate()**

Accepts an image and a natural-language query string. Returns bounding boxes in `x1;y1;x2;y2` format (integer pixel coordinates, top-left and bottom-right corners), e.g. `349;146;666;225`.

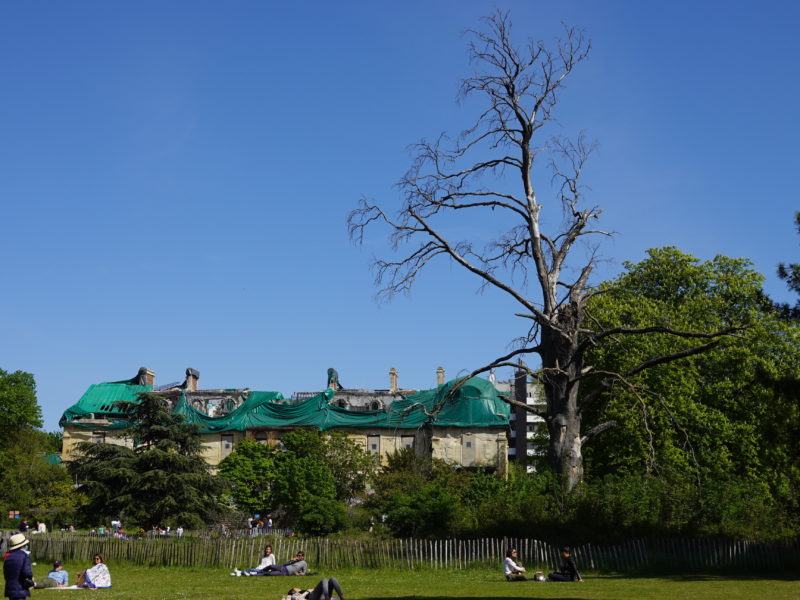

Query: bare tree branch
347;10;746;491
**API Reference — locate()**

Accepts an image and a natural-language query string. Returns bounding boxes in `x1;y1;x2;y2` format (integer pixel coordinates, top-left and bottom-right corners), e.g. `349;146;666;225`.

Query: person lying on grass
281;577;346;600
547;547;583;582
253;551;307;576
34;560;69;588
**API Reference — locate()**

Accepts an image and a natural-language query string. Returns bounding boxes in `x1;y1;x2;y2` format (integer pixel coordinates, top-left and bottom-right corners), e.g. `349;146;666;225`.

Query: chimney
136;367;155;387
185;368;200;392
389;367;398;393
436;366;445;386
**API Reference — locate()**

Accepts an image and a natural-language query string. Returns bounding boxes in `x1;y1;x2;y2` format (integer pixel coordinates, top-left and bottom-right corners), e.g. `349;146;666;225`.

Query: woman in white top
232;544;276;576
503;548;526;581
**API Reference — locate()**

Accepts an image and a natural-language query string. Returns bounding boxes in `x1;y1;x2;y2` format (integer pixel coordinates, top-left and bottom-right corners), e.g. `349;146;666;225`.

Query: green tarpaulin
61;376;509;433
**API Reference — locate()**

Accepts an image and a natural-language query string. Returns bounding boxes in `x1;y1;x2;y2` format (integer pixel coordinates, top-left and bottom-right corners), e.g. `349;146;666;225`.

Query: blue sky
2;1;798;430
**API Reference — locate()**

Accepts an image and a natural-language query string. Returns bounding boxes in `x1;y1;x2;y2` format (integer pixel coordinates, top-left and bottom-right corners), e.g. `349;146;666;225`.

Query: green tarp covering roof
59;381;153;429
61;376;509;433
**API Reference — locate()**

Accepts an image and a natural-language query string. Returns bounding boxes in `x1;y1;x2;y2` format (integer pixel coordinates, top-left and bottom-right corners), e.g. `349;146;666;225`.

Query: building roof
60;375;509;433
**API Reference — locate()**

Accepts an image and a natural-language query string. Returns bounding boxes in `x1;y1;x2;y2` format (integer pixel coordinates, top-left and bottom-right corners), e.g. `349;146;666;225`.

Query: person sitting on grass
34;560;69;588
503;548;527;581
547;546;583;582
231;544;276;576
256;551;307;576
77;553;112;588
282;577;345;600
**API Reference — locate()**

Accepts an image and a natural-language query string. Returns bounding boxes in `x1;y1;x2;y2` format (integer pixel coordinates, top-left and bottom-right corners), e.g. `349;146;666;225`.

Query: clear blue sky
2;1;798;431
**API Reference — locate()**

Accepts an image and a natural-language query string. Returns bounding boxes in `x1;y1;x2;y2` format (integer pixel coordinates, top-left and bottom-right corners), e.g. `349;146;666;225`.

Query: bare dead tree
348;11;742;490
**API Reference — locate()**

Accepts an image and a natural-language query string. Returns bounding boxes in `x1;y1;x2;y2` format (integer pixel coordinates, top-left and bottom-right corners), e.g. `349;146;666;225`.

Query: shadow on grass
591;572;800;582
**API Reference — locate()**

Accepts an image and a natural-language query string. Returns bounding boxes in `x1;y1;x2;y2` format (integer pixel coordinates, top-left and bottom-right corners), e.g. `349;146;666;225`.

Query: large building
60;367;510;473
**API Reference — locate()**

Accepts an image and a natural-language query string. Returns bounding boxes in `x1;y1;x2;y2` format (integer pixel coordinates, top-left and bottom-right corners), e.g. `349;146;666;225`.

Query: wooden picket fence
8;533;800;572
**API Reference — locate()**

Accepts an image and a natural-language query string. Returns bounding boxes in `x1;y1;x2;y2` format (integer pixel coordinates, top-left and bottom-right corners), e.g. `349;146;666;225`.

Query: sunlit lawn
30;563;799;600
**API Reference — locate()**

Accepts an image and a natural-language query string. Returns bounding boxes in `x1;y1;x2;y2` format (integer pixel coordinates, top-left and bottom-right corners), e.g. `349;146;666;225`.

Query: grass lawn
30;562;799;600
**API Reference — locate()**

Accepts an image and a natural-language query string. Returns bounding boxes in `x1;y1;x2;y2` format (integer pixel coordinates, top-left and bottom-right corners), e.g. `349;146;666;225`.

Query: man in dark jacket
548;546;583;582
4;533;33;600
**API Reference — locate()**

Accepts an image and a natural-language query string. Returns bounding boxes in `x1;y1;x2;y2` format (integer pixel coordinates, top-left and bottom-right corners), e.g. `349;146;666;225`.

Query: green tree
69;393;226;529
0;369;42;435
0;369;80;528
581;247;800;538
369;449;470;538
218;438;277;516
1;429;81;528
269;430;347;535
277;429;377;503
319;432;378;503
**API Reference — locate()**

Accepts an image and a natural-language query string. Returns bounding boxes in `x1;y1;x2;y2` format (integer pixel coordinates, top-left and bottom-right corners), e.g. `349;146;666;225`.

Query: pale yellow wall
431;428;508;470
63;425;245;468
199;431;246;466
64;425;507;472
340;430;424;465
62;425;134;462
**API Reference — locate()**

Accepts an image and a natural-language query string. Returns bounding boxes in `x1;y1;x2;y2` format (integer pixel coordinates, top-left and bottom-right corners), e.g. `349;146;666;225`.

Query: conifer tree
70;393;225;529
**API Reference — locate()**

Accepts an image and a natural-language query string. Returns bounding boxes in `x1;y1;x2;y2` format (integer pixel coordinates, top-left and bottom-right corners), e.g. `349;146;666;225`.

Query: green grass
30;562;799;600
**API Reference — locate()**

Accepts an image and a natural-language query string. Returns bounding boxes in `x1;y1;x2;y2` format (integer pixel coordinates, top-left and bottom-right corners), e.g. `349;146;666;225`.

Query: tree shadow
370;597;586;600
590;572;800;582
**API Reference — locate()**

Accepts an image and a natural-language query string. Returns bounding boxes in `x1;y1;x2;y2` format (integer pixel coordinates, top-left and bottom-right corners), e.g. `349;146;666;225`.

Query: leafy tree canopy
218;438;277;516
0;369;80;528
580;247;800;538
69;393;226;529
0;368;42;437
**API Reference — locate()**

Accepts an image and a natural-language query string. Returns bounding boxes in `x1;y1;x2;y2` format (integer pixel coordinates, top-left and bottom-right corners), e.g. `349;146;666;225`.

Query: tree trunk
541;305;584;490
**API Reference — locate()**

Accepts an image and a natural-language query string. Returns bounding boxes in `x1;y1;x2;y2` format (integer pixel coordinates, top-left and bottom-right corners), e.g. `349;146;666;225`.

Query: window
367;435;380;454
465;441;472;448
401;436;414;450
221;434;234;457
255;432;268;445
92;432;105;444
